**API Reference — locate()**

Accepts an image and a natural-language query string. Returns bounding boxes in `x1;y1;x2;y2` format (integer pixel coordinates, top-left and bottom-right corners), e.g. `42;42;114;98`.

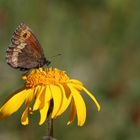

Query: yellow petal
39;86;52;125
33;85;40;98
69;79;83;86
50;85;62;118
55;84;71;116
67;99;76;125
39;102;50;125
45;85;53;102
69;80;84;91
25;89;35;105
0;88;31;119
33;86;45;111
82;87;101;111
38;87;46;109
63;84;71;98
68;84;86;126
21;107;29;125
71;84;101;111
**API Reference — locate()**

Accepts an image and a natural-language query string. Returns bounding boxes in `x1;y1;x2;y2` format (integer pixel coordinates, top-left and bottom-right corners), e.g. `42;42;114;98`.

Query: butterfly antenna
47;54;61;65
50;54;62;60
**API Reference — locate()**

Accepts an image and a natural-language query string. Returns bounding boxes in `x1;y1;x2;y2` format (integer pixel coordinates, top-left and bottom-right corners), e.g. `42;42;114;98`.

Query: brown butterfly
6;23;50;71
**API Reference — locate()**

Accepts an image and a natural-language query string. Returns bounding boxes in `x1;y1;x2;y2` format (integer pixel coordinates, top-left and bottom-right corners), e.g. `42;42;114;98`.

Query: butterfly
6;23;50;71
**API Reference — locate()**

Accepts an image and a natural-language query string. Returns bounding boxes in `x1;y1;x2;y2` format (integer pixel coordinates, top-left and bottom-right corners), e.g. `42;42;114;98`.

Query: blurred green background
0;0;140;140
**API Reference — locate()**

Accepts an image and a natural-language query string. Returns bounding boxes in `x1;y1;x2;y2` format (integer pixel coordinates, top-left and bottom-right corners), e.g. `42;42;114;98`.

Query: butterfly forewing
6;23;50;70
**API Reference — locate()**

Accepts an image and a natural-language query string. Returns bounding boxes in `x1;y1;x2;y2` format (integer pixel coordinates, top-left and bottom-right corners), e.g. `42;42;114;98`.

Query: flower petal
39;102;50;125
45;85;53;102
21;107;29;125
82;87;101;111
69;79;83;86
67;99;76;125
0;88;31;119
38;87;46;109
39;86;55;125
25;89;35;105
55;84;71;116
49;85;62;118
33;86;45;111
71;83;101;111
68;84;86;126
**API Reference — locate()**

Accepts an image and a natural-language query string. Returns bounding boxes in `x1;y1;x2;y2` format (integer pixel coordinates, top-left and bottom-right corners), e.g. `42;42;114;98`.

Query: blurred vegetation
0;0;140;140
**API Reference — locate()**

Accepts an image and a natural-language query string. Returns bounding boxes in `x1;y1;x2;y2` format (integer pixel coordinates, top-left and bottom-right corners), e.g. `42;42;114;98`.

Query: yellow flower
0;68;100;126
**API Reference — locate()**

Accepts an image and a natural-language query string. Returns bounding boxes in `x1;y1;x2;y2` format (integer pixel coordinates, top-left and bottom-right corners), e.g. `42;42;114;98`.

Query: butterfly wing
6;23;50;70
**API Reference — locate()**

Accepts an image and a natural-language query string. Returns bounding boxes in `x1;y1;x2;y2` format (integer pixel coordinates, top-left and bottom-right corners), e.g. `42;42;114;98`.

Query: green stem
42;100;55;140
42;117;55;140
48;118;53;138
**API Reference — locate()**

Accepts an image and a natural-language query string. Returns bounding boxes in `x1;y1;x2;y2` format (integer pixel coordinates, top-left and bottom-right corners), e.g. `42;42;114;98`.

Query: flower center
22;68;69;88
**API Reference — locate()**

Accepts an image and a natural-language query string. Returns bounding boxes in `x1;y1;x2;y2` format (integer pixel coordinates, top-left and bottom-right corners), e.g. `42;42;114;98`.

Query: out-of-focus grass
0;0;140;140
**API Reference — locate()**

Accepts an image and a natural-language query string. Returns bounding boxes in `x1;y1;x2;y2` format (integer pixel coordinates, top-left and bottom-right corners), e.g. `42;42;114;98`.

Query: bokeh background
0;0;140;140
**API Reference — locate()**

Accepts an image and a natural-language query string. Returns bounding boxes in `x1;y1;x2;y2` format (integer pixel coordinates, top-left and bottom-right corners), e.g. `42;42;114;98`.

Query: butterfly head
44;59;51;66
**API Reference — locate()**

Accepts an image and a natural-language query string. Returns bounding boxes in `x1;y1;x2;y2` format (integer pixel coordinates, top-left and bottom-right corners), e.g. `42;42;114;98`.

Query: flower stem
42;117;55;140
48;117;53;138
42;99;56;140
